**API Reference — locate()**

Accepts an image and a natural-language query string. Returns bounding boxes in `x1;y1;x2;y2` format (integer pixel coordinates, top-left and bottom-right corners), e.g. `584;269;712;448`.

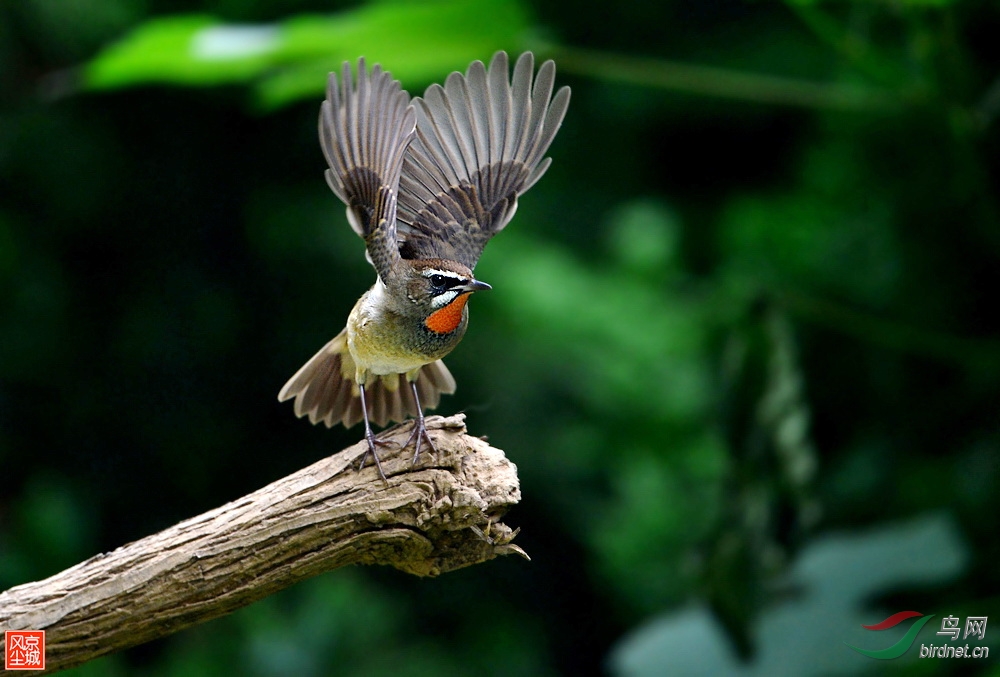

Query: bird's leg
405;380;439;466
357;383;388;481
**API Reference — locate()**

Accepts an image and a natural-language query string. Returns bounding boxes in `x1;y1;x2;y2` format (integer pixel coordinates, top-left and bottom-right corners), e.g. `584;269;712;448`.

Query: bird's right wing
394;52;570;269
320;59;416;284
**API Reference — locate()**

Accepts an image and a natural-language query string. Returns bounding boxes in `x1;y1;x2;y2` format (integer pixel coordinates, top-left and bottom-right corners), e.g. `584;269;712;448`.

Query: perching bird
278;51;570;479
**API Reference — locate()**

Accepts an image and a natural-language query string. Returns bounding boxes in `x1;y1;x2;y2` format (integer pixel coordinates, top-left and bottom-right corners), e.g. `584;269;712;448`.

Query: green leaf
83;0;534;108
85;15;272;88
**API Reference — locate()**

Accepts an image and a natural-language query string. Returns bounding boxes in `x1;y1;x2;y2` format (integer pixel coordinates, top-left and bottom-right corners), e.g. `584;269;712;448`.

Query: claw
358;428;395;481
405;380;438;467
405;415;438;466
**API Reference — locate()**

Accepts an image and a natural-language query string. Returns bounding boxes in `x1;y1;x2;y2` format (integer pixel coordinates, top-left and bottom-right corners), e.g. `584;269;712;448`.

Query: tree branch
547;44;908;111
0;414;523;674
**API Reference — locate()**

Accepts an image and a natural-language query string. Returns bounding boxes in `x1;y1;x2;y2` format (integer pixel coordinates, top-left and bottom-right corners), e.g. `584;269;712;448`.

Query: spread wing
320;58;416;284
395;51;570;269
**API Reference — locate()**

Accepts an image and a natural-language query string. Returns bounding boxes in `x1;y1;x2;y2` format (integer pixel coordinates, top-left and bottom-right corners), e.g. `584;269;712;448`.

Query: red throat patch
424;293;470;334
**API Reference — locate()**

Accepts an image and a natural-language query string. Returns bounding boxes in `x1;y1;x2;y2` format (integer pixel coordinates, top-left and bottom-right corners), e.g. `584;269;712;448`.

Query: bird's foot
404;415;438;467
358;427;396;482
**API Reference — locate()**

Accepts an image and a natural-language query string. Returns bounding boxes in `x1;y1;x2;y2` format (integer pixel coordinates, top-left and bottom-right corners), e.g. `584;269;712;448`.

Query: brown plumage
279;329;456;429
278;52;569;477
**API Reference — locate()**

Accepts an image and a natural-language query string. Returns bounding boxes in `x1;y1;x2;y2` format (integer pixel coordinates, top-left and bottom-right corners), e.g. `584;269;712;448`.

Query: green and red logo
846;611;936;659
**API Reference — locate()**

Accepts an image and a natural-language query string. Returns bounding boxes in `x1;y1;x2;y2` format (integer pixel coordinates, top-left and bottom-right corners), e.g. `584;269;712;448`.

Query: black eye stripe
427;273;463;289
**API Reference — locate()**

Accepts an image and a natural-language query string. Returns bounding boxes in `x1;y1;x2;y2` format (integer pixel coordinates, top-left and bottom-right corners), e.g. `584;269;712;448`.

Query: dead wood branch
0;414;523;674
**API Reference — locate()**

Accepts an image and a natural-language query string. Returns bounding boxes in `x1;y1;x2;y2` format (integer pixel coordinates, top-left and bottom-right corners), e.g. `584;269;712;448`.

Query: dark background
2;0;998;675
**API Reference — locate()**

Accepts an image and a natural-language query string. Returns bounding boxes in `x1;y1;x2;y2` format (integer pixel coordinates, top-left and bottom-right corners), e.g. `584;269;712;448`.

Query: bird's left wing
320;59;416;284
395;51;570;269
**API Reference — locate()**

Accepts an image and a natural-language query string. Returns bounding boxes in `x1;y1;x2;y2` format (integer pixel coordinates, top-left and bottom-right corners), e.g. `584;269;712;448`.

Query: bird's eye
429;274;447;288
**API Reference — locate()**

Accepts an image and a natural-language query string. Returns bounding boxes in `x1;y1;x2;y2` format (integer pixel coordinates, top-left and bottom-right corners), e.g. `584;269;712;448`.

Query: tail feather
416;372;436;410
320;375;351;427
278;329;457;429
298;354;340;417
371;377;388;426
422;359;458;396
344;394;364;429
386;374;407;423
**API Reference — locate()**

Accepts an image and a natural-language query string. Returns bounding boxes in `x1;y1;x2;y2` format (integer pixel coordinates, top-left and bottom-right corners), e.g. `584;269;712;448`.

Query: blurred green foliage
2;0;999;675
84;0;533;108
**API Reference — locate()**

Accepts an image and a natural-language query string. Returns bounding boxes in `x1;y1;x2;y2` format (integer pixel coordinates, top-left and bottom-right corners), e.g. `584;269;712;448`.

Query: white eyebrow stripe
422;268;466;281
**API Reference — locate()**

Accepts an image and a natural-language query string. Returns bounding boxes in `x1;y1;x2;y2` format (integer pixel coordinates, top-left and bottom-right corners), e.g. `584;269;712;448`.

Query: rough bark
0;414;523;674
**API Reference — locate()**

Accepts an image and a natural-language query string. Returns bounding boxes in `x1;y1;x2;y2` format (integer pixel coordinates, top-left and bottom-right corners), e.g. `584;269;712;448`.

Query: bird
278;51;570;479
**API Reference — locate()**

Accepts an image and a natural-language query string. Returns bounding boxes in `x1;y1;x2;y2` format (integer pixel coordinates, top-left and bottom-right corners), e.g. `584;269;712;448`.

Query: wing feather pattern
320;59;416;284
396;51;570;269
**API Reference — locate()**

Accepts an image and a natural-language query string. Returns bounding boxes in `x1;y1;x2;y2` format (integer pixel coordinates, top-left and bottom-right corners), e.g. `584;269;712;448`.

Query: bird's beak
461;279;492;293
